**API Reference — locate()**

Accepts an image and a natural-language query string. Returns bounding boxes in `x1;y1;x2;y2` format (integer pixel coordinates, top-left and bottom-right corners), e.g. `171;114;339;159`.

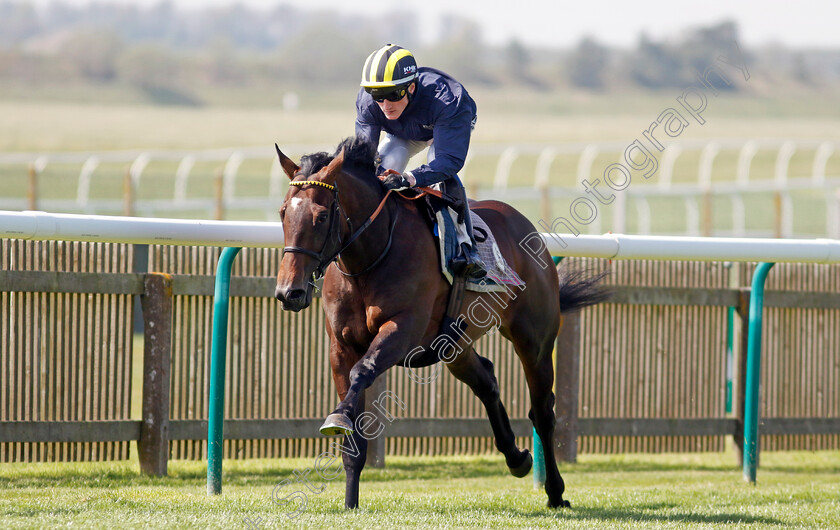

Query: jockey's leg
442;176;485;278
425;143;483;274
384;139;484;277
376;134;431;174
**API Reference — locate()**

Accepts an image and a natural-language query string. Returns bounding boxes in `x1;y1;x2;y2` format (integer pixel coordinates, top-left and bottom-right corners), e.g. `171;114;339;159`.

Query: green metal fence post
207;246;242;495
725;306;735;414
743;261;775;484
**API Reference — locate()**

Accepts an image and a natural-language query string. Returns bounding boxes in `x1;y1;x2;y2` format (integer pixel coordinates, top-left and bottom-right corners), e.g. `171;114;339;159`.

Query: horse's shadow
308;499;786;526
512;502;786;526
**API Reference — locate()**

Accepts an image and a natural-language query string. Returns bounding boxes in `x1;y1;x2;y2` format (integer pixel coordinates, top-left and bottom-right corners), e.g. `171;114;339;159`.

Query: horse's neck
337;169;380;221
337;170;392;268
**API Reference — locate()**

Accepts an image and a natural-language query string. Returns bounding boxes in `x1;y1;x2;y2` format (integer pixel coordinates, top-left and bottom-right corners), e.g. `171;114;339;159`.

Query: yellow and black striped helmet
360;44;418;89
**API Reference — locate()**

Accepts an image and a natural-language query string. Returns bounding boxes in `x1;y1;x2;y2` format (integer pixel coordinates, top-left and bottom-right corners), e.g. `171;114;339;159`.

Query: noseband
282;180;398;280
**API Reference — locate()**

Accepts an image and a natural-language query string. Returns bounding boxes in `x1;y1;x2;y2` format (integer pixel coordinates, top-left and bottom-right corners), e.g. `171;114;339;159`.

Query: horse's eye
316;212;329;224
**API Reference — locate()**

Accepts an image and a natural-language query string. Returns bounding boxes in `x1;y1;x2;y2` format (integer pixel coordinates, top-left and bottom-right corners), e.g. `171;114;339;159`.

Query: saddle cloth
434;208;526;293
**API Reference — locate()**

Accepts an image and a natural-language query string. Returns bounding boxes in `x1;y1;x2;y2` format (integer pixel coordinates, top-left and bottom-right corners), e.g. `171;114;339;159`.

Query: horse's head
274;144;346;311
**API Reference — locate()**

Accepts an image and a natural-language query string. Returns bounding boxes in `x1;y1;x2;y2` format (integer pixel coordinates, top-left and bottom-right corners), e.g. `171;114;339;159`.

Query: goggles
365;85;409;103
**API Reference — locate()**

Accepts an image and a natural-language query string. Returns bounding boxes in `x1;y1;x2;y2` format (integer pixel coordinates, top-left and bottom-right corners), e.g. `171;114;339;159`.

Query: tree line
0;1;836;105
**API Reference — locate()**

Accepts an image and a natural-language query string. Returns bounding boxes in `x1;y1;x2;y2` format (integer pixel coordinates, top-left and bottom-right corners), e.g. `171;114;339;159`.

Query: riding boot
460;202;486;279
444;184;486;280
449;243;484;280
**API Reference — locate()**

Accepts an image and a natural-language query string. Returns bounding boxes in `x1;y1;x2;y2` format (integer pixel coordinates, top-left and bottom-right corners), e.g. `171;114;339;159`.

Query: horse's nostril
286;289;306;302
276;287;305;303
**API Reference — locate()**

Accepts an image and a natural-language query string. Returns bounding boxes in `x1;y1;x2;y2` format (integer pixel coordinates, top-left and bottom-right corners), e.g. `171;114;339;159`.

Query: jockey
355;43;485;279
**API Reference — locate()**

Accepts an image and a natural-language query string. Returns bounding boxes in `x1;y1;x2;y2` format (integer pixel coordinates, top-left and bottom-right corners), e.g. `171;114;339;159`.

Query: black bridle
282;180;398;281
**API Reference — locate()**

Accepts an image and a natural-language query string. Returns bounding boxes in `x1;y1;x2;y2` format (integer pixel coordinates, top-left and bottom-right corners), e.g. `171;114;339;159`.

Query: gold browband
289;180;336;191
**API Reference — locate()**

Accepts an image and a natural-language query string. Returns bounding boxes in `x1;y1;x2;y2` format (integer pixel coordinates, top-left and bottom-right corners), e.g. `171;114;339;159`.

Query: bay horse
274;136;606;510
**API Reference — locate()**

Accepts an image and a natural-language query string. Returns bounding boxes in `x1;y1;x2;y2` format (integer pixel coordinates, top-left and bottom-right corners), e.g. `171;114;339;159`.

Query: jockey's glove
379;169;415;191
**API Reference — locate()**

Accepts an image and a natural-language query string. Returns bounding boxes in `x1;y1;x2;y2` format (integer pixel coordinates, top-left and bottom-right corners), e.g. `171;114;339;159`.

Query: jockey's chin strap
283;180;444;280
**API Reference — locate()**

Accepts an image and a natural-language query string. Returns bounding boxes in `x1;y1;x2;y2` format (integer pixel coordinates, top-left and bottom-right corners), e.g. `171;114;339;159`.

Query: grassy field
2;89;840;234
2;91;838;529
1;451;838;529
5;89;840;152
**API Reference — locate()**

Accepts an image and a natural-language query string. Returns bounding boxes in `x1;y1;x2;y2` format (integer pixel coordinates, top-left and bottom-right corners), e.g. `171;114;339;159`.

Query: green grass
1;451;838;528
5;89;840;153
3;91;840;234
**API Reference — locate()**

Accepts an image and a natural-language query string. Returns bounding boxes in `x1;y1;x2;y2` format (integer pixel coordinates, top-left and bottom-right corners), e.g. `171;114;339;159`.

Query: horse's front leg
322;336;368;509
339;407;368;509
321;318;419;510
321;318;417;436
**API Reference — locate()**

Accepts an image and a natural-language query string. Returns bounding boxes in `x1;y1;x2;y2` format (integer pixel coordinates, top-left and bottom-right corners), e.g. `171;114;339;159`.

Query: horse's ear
321;147;345;185
275;143;300;180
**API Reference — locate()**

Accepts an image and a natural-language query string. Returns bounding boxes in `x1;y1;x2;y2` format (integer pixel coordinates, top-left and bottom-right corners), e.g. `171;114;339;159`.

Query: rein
283;180;439;279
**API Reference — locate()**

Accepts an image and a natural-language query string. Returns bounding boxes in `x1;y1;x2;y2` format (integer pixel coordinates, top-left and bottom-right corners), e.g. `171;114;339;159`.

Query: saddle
396;187;524;367
406;186;462;229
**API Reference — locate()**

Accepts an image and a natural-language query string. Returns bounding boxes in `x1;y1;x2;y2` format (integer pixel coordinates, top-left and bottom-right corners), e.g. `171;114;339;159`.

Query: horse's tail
557;264;611;314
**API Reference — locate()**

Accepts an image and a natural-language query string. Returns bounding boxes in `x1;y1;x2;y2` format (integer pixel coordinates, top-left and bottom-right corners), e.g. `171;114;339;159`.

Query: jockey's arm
355;91;382;148
404;90;474;187
354;116;380;148
407;119;471;188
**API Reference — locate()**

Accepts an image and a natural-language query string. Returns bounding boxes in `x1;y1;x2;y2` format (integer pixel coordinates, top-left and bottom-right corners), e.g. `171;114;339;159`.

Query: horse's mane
299;151;333;177
300;136;379;186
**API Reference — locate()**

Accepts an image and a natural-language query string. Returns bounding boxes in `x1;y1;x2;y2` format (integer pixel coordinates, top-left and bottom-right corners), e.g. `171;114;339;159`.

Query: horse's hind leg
513;333;570;509
445;348;532;477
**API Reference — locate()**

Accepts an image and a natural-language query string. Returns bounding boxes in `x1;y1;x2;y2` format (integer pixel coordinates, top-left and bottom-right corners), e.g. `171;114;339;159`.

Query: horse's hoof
548;498;571;509
507;449;532;478
319;413;354;436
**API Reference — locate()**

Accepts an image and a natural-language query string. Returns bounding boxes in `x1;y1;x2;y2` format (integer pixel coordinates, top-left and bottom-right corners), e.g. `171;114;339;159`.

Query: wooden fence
2;241;839;470
740;262;840;451
1;239;135;462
